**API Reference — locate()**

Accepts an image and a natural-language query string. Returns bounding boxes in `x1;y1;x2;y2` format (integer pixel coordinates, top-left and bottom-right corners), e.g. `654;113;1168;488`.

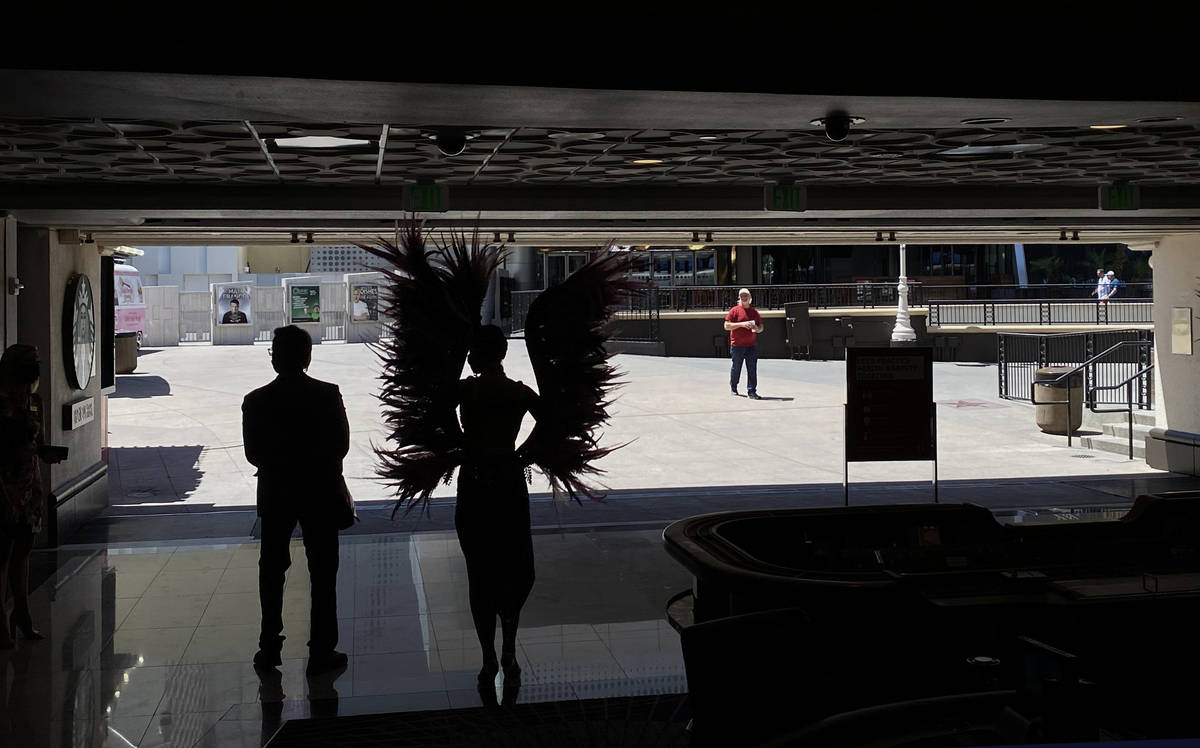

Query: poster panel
290;285;322;323
350;284;379;321
215;283;252;325
845;347;934;462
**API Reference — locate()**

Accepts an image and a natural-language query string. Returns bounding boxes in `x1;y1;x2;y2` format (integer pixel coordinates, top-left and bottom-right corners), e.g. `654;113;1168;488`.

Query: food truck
114;262;147;345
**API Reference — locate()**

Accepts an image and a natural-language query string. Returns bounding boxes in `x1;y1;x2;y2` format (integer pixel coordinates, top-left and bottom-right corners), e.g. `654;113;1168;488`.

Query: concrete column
2;216;16;348
734;245;755;286
1146;234;1200;475
504;246;540;291
16;226;108;546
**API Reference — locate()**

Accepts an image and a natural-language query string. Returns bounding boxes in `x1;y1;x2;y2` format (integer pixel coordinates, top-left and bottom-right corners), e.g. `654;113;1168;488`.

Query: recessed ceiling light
866;152;903;159
548;132;606;140
1136;116;1182;124
632;159;665;165
960;117;1010;125
698;135;721;141
938;143;1047;156
273;136;371;149
1089;125;1127;130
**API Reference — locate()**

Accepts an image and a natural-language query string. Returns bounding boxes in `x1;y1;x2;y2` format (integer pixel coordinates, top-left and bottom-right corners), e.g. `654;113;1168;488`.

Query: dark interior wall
17;227;108;545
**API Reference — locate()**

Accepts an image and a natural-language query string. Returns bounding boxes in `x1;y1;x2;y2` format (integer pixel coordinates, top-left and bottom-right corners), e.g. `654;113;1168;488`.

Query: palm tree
1029;254;1066;284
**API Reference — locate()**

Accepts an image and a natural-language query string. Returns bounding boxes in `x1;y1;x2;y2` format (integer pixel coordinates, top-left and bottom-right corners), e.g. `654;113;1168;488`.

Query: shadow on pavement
108;445;203;505
112;374;170;399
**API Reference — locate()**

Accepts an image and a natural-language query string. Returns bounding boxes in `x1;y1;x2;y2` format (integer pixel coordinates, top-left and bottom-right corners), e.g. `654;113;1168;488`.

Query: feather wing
518;249;638;503
358;224;501;514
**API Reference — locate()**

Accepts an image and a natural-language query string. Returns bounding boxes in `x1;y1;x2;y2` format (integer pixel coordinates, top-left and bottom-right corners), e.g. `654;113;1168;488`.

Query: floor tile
352;652;444;696
198;593;261;627
112;627;195;667
182;624;259;665
103;714;153;747
136;710;225;748
121;594;212;630
112;570;159;599
213;567;259;595
162;548;236;572
352;614;435;655
141;570;222;599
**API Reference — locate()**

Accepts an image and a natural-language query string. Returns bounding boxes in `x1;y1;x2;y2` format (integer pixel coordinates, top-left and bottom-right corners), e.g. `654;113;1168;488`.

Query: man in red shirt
724;288;764;399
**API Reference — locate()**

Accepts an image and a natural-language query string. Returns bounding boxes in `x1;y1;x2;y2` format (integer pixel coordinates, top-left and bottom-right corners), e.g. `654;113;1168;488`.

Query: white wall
1151;235;1200;435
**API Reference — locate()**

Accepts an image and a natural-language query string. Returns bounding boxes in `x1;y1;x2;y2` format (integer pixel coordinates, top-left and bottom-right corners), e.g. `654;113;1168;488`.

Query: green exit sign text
402;184;449;212
1099;183;1140;211
764;184;807;211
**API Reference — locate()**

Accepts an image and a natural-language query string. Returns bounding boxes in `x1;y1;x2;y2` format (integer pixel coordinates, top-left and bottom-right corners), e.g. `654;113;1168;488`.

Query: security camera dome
435;129;467;157
822;114;852;142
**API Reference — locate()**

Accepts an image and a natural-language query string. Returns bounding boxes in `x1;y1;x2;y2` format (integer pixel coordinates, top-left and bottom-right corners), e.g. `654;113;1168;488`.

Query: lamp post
891;243;917;345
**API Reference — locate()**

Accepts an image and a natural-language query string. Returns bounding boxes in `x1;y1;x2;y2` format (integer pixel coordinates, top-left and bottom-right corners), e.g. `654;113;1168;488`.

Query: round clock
64;274;95;390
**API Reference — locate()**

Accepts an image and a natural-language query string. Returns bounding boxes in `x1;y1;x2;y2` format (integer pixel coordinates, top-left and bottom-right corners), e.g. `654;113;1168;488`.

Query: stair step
1079;434;1146;459
1105;423;1155;440
1083;409;1156;428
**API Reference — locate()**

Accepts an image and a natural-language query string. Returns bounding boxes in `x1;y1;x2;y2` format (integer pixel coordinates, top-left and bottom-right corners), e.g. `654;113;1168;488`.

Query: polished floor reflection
1;528;691;747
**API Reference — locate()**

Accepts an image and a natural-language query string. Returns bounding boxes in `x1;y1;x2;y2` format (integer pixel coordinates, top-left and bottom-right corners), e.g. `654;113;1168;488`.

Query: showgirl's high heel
500;650;521;684
477;658;499;687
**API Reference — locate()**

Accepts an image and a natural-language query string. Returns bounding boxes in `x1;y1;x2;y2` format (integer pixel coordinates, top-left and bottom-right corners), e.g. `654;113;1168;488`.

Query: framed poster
216;284;252;325
290;284;321;323
351;284;379;321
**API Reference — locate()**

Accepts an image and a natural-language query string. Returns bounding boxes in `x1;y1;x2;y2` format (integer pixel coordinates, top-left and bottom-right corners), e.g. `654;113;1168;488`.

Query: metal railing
509;290;661;342
1089;364;1156;459
649;283;911;311
929;298;1153;326
998;329;1154;410
922;282;1152;301
549;282;1152;313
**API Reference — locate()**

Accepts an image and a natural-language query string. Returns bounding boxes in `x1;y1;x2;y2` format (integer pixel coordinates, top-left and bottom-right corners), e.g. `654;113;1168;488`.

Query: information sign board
846;347;934;462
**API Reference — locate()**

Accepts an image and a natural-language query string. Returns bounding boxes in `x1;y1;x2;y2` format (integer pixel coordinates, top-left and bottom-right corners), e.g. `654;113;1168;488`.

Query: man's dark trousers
731;345;758;394
258;511;339;655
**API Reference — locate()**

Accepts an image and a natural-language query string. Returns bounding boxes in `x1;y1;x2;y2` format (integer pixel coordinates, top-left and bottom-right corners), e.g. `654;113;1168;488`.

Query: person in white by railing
1099;271;1119;305
1089;268;1110;302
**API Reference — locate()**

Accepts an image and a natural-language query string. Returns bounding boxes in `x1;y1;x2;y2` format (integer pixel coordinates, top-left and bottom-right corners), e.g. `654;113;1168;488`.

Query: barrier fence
562;282;1152;313
929;299;1153;326
997;329;1154;409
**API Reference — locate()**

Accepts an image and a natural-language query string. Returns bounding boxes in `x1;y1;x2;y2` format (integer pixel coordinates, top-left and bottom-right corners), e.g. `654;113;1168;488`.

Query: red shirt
726;304;762;347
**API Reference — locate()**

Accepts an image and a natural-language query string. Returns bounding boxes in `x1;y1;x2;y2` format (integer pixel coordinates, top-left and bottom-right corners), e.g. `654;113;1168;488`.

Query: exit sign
401;184;449;212
764;184;807;211
1099;183;1140;211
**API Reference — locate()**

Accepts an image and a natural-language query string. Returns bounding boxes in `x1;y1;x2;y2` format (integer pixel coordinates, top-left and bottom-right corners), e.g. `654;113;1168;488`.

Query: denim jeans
730;345;758;393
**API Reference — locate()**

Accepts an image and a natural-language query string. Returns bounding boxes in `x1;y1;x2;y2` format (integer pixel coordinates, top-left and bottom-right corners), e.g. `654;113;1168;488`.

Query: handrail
1043;340;1151;386
1091;364;1155;393
1030;340;1153;453
1088;364;1156;460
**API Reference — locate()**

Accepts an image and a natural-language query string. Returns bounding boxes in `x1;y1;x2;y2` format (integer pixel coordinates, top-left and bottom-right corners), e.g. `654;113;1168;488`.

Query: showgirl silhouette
361;225;633;691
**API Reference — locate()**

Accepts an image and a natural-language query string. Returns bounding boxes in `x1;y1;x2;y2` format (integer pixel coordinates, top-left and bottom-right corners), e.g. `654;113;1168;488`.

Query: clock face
65;274;95;390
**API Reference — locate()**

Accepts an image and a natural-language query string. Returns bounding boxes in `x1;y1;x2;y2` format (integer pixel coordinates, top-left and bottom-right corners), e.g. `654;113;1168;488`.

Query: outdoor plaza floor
7;341;1199;747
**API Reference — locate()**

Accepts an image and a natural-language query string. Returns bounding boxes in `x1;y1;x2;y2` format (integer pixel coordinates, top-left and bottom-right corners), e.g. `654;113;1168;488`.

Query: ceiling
2;67;1200;247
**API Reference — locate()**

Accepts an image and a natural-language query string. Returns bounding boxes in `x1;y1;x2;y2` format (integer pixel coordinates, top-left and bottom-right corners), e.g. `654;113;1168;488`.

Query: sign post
845;346;937;505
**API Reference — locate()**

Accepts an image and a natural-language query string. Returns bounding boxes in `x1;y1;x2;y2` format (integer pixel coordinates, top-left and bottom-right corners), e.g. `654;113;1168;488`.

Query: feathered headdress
360;226;635;515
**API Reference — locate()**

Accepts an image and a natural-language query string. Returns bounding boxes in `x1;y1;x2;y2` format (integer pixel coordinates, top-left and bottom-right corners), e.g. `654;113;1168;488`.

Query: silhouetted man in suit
243;325;350;675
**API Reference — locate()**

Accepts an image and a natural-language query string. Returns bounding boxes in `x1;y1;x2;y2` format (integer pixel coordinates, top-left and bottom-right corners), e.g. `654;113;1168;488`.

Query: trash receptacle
115;331;138;374
1033;366;1082;435
784;301;811;359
